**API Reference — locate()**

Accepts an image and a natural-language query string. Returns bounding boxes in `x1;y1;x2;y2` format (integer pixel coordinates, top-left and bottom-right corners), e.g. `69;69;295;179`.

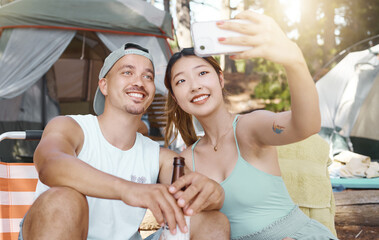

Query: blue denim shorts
232;206;338;240
144;228;163;240
18;215;25;240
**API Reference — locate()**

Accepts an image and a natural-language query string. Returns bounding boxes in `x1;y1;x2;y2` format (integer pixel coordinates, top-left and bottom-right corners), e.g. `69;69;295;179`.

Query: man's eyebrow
117;64;154;75
145;68;155;76
117;64;135;71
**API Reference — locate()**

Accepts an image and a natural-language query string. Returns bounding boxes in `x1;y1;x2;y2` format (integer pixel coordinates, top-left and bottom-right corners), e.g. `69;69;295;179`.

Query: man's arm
35;116;186;235
34;116;130;199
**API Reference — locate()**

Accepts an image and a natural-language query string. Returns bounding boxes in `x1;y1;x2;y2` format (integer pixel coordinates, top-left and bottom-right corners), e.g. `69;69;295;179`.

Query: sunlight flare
280;0;301;24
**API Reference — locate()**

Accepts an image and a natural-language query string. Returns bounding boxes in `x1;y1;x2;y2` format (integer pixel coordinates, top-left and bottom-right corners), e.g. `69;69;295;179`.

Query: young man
19;43;229;240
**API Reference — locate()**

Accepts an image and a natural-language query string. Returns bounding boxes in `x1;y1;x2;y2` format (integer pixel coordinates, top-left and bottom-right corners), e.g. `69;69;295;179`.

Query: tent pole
41;74;47;129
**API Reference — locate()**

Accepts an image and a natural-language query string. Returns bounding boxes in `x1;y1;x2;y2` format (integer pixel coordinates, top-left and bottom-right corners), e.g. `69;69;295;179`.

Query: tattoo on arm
272;121;285;134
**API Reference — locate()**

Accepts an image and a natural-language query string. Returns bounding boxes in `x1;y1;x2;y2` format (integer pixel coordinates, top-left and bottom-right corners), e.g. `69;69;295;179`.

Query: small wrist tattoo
272;121;285;134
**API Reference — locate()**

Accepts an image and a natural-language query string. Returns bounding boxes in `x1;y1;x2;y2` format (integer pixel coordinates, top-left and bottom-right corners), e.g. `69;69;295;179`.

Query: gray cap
93;43;154;115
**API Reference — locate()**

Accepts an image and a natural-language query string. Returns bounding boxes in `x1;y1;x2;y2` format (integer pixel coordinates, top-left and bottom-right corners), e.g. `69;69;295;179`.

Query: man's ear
219;71;225;88
99;78;108;96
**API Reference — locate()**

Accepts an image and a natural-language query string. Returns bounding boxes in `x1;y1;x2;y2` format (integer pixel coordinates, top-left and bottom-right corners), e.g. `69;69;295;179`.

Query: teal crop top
191;115;296;239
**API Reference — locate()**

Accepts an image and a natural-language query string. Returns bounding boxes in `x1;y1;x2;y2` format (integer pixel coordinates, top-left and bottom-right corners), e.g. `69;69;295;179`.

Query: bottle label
161;216;190;240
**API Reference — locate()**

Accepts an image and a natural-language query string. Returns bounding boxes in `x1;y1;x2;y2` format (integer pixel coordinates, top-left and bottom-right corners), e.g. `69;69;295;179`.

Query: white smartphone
191;19;252;57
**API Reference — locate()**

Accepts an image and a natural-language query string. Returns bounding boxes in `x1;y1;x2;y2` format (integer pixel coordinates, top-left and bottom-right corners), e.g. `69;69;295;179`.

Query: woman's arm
217;10;320;146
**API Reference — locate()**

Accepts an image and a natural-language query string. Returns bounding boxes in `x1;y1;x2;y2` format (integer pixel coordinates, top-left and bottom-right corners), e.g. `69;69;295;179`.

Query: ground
335;226;379;240
223;72;265;113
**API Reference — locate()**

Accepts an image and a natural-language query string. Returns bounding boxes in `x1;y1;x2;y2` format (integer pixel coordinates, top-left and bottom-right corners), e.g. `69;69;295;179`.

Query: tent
0;0;173;163
316;44;379;161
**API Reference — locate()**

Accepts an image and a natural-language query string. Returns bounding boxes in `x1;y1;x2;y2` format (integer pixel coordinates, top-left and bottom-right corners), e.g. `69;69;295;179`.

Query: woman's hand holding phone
191;10;304;67
191;19;252;57
216;11;304;66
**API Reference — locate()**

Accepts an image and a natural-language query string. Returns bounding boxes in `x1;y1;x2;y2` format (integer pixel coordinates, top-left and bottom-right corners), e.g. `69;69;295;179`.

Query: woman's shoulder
239;109;275;119
237;109;274;129
180;146;194;168
236;110;277;146
180;145;193;158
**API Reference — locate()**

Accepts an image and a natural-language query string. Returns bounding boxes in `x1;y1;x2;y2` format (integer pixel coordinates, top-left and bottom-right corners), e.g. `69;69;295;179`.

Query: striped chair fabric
0;162;37;240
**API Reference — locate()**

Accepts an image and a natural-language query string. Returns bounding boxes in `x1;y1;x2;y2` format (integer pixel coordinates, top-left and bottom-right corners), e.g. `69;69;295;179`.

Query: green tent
0;0;174;162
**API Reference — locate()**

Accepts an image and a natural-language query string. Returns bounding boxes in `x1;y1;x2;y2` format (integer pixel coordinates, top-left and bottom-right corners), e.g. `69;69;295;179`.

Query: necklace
211;127;232;152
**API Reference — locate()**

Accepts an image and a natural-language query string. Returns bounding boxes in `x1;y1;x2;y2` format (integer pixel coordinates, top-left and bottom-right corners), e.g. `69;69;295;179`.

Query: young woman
164;11;338;240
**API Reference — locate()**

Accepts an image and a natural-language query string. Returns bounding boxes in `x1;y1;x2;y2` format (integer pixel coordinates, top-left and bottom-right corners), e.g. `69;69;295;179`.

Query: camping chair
0;129;166;239
0;130;42;240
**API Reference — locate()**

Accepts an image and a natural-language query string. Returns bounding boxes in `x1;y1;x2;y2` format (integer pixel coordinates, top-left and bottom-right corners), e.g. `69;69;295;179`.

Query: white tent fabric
317;44;379;135
316;44;379;157
0;78;59;122
351;73;379;140
97;33;168;94
0;28;75;99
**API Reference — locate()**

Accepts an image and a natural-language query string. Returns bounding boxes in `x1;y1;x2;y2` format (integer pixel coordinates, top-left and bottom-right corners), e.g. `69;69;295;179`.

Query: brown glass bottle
162;157;190;240
171;157;185;190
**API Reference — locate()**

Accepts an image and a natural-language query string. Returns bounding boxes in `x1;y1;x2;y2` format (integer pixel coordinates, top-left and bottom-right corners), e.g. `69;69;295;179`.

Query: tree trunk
322;0;336;66
220;0;236;72
243;0;258;76
297;0;320;74
164;0;170;12
176;0;192;49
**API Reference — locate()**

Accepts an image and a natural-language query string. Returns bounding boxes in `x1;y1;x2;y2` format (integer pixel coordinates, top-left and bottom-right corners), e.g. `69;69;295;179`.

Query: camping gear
316;44;379;161
277;134;337;236
316;44;379;189
0;0;173;163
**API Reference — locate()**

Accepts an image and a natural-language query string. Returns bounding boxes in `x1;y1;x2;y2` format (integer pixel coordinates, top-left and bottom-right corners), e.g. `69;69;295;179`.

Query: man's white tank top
34;114;160;240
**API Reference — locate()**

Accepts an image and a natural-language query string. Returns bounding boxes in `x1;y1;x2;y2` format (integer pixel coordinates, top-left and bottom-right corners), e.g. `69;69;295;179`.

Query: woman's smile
191;94;210;103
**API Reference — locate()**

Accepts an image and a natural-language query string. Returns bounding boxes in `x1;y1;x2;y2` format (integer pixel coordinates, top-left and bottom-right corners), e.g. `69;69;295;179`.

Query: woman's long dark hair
164;48;222;147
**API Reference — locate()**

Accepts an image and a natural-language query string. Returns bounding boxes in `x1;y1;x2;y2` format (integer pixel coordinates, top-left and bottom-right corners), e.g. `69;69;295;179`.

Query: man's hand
168;172;225;216
119;182;188;235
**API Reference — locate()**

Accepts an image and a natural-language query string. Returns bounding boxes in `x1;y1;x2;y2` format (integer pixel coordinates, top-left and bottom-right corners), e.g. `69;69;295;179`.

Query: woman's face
170;56;224;117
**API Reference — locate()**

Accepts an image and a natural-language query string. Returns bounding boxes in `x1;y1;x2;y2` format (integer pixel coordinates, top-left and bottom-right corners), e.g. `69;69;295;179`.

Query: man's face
102;54;155;115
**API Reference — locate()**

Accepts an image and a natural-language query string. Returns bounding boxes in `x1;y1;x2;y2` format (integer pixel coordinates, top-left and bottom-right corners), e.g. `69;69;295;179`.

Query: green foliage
235;59;246;73
249;58;291;112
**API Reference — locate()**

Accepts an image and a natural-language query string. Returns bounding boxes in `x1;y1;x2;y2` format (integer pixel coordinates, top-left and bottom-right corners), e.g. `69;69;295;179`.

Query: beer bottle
172;157;186;189
161;157;190;240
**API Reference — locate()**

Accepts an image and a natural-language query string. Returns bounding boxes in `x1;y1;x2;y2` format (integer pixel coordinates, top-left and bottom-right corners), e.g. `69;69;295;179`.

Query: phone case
191;19;252;57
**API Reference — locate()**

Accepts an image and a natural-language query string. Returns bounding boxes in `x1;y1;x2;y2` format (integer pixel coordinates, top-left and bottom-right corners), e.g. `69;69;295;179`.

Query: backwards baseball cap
93;43;154;115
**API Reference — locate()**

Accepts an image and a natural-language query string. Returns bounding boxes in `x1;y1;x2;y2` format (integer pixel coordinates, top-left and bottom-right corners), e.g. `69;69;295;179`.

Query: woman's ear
170;92;177;103
219;71;225;88
99;78;108;96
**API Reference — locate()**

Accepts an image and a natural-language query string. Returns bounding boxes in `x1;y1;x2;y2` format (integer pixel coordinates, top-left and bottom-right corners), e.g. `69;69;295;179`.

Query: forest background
1;0;379;112
157;0;379;113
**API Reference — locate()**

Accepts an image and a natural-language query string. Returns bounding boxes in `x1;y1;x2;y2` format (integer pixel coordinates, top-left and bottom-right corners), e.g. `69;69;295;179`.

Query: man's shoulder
159;147;179;159
139;133;160;147
66;114;96;122
46;115;82;129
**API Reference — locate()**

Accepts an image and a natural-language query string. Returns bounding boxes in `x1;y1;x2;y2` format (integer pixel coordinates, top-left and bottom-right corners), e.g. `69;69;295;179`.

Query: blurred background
0;1;378;239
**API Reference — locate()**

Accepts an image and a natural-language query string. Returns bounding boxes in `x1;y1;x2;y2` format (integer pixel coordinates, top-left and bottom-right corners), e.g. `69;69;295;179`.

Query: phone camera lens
200;45;205;50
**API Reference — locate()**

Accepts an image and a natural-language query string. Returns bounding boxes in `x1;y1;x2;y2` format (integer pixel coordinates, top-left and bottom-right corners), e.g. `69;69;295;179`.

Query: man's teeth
128;93;143;98
193;95;208;102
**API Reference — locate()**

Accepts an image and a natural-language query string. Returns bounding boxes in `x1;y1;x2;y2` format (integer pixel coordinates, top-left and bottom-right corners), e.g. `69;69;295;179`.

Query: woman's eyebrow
172;64;208;80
